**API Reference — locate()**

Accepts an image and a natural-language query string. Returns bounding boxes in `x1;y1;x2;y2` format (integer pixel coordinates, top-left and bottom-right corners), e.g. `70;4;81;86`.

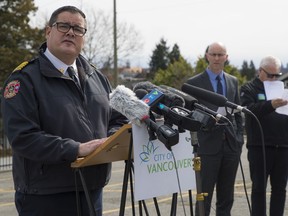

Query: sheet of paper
263;81;284;100
263;81;288;115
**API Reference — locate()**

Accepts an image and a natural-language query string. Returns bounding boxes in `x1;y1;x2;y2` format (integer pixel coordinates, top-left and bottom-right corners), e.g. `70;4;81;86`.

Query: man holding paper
240;56;288;216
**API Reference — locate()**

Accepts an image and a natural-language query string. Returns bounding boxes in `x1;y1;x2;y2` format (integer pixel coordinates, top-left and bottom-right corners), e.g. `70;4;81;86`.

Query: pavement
0;146;287;216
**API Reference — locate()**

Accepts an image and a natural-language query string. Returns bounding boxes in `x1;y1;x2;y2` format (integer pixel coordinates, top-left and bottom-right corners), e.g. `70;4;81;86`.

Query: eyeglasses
261;67;282;78
208;53;226;57
52;22;87;37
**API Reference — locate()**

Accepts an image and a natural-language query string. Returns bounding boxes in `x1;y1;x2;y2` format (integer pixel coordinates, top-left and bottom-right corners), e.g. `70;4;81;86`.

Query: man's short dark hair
48;6;86;27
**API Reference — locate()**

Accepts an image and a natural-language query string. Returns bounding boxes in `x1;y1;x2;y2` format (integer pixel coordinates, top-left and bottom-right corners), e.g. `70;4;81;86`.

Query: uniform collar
44;48;76;74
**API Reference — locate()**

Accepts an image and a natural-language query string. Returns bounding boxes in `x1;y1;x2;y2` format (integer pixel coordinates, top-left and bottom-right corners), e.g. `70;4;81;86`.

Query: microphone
181;83;250;114
134;89;149;99
110;85;179;150
135;88;203;132
160;85;230;123
133;81;185;107
160;85;197;110
110;85;149;127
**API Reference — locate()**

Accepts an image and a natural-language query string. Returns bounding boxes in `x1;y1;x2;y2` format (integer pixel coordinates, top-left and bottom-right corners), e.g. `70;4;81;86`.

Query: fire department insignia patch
4;80;21;99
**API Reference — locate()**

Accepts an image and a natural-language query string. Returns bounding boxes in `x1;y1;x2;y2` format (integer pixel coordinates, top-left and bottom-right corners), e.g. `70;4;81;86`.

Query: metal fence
0;108;13;171
0;134;12;171
0;94;12;171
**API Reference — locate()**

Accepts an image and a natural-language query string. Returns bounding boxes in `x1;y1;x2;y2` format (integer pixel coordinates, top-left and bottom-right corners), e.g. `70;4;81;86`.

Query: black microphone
160;85;230;123
135;89;149;99
135;88;203;132
110;85;179;150
160;85;197;110
181;83;250;114
133;81;185;107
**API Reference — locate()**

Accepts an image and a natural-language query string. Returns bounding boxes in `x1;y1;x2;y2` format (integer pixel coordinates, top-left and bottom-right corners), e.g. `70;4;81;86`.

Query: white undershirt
43;48;79;80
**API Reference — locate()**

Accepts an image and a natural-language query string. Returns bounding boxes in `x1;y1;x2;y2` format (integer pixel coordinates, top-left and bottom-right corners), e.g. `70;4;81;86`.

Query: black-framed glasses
52;22;87;37
261;67;282;78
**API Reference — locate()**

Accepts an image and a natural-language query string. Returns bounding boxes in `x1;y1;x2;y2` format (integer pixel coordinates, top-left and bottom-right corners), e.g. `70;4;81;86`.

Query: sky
33;0;288;69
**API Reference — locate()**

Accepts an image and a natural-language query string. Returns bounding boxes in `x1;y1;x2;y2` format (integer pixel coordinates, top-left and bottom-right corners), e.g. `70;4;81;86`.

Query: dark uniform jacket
186;71;244;155
240;77;288;147
1;43;127;194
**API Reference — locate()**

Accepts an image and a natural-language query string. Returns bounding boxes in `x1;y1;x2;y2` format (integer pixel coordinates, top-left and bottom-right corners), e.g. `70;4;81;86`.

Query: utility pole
113;0;118;87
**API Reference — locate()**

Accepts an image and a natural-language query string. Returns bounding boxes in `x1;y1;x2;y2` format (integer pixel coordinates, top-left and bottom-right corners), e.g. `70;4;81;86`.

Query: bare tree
82;9;143;69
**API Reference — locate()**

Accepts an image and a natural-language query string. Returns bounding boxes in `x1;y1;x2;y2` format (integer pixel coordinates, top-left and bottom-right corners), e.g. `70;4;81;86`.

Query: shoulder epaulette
12;59;35;73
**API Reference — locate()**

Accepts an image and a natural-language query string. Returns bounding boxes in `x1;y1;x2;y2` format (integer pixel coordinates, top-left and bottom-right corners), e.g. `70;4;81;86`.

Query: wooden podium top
71;124;132;168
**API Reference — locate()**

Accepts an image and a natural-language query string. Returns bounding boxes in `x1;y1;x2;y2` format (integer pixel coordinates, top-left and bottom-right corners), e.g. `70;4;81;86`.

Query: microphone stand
190;131;207;216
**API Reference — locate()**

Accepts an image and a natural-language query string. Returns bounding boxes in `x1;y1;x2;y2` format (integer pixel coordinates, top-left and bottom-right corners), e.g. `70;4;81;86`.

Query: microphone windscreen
181;83;227;107
133;81;185;107
110;85;150;126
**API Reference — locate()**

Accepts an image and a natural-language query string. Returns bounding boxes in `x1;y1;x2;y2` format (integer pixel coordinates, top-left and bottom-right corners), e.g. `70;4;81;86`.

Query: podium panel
71;124;132;168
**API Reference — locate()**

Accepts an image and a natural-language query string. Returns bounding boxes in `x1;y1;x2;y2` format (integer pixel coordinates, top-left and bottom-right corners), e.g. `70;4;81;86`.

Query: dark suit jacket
186;71;244;155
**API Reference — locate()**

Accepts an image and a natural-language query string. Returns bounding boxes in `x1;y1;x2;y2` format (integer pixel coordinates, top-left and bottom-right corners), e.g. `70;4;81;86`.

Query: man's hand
271;98;288;109
78;138;109;157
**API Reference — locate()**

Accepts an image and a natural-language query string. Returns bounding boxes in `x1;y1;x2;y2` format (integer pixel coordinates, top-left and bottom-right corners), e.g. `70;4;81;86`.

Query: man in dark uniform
1;6;127;216
240;56;288;216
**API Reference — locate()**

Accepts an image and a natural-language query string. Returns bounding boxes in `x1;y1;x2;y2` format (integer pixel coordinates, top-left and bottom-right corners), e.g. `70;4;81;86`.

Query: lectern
71;124;133;216
71;124;132;168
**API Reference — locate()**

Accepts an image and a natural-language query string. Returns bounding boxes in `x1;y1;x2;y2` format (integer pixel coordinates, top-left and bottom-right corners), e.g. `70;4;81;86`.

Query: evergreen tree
0;0;44;86
248;60;256;79
169;43;181;64
240;60;249;77
194;55;208;74
240;60;256;81
150;39;195;88
224;64;246;86
153;57;194;89
148;38;170;79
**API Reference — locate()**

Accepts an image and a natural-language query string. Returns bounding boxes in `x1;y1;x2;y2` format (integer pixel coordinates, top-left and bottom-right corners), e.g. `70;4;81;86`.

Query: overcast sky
33;0;288;69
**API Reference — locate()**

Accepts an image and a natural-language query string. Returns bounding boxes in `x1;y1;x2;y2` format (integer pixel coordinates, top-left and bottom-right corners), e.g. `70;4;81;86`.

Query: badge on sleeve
257;93;266;101
4;80;21;99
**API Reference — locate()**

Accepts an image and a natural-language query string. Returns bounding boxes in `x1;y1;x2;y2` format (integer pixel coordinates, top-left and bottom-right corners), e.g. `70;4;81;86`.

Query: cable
239;158;251;213
220;108;265;216
170;150;187;216
245;110;266;215
228;108;265;216
232;108;266;216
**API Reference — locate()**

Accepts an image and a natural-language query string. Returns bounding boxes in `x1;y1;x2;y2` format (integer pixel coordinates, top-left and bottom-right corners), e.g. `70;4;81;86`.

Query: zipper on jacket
23;158;30;193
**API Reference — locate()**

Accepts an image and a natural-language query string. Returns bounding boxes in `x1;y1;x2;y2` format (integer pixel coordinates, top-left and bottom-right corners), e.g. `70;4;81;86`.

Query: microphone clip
156;125;179;151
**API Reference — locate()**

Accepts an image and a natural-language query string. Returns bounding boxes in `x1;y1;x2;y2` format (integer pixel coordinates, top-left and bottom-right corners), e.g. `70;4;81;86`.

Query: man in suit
185;42;244;216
